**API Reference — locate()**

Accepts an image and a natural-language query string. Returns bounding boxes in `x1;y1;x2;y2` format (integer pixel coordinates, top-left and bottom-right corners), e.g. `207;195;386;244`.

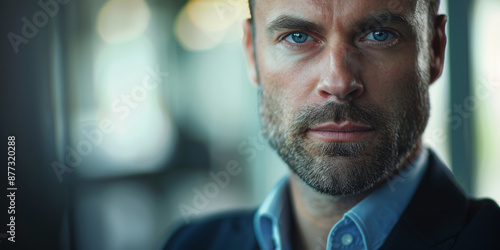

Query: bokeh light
174;0;250;51
97;0;151;43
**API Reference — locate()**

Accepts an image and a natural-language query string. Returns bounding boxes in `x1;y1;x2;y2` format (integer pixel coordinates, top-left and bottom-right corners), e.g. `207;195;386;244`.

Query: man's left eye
364;30;395;42
284;32;314;44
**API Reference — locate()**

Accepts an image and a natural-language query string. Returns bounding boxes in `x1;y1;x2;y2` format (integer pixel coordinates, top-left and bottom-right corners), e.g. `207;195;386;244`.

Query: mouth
307;121;374;142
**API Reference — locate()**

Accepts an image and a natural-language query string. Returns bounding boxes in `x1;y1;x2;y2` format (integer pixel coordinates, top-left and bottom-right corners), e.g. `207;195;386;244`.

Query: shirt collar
253;176;292;250
339;148;429;249
254;148;429;250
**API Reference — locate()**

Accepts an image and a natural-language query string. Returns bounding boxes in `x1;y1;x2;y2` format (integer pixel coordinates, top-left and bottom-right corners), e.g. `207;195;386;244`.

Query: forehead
253;0;425;28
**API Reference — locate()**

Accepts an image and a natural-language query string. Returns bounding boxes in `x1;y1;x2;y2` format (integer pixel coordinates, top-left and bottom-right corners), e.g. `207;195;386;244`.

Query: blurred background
0;0;499;249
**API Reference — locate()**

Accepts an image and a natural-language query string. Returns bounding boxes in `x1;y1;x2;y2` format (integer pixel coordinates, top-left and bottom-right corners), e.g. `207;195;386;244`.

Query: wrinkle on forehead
258;0;423;28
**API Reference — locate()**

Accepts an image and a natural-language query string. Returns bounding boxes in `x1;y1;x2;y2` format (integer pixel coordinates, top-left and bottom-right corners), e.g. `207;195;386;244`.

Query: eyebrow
266;15;325;36
265;10;414;37
354;10;414;32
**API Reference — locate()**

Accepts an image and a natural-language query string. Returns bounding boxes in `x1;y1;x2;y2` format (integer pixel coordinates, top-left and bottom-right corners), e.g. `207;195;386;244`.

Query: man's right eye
284;32;314;44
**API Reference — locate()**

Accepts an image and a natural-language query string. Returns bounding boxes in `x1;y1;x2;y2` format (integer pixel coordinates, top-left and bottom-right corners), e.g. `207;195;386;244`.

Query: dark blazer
163;151;500;250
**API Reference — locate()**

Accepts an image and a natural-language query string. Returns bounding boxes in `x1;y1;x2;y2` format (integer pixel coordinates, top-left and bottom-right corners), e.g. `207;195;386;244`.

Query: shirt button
341;233;354;246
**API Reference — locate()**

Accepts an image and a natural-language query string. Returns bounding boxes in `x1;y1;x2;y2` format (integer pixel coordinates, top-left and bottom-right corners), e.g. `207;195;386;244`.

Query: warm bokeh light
5;0;500;249
174;5;226;51
97;0;151;43
187;0;244;32
174;0;250;51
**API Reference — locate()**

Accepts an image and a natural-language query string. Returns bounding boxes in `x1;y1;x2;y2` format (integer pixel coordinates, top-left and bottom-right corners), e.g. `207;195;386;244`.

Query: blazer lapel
380;150;468;249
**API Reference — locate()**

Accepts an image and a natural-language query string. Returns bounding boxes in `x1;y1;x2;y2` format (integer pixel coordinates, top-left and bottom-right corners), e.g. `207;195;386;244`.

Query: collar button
341;233;354;246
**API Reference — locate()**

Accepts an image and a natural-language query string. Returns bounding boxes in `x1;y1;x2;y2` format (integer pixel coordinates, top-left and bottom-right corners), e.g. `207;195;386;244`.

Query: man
164;0;500;249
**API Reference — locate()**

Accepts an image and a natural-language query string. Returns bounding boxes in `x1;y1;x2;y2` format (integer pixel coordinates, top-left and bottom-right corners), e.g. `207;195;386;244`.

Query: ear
242;19;259;86
429;14;447;84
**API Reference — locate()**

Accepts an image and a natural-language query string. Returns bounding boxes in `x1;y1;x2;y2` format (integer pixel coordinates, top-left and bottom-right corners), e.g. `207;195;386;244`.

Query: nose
315;44;364;102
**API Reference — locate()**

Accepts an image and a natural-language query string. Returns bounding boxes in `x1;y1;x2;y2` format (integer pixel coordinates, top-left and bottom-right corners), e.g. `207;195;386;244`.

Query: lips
307;121;374;142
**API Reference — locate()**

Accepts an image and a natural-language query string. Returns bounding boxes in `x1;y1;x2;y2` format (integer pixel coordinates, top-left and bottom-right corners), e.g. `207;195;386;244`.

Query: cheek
360;52;421;113
258;51;319;120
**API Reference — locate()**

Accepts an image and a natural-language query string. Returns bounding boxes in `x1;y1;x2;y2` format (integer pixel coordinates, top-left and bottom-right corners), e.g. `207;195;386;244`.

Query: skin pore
243;0;447;249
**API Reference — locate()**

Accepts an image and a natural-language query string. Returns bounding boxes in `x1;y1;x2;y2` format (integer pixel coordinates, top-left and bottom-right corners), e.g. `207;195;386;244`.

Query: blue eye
284;32;314;43
365;30;395;42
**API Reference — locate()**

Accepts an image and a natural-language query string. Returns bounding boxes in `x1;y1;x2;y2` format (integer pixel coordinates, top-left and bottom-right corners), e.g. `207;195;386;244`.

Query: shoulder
425;151;500;248
452;198;500;248
163;209;258;250
382;150;500;249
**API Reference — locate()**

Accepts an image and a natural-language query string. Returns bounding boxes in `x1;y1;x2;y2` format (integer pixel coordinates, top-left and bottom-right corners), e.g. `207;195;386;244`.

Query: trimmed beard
258;79;429;196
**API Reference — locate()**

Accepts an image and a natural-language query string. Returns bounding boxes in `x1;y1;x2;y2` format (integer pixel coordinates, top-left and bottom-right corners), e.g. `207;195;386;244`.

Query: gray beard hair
257;81;429;197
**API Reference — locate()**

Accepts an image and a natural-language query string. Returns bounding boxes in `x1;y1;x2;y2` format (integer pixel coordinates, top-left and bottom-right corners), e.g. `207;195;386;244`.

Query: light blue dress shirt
254;149;429;250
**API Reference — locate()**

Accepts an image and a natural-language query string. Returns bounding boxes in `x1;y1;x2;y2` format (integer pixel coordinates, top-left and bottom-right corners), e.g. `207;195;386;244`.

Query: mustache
289;101;385;136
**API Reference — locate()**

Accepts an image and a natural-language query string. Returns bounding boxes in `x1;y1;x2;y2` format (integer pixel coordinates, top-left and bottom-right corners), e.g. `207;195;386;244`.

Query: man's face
245;0;443;196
